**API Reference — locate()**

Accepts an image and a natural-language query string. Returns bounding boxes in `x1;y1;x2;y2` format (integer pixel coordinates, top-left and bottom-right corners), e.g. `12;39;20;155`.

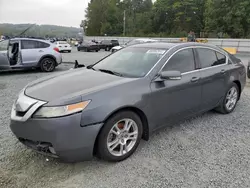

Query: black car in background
77;41;100;52
98;40;119;51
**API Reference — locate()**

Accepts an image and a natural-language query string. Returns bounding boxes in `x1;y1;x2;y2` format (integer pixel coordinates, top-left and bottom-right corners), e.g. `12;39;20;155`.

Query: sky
0;0;90;27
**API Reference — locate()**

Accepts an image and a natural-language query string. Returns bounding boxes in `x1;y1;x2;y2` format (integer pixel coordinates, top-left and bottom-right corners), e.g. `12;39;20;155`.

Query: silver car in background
0;38;62;72
111;38;158;53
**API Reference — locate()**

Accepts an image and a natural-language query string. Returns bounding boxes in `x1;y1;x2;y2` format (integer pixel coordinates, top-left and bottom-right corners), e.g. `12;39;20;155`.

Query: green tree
205;0;250;38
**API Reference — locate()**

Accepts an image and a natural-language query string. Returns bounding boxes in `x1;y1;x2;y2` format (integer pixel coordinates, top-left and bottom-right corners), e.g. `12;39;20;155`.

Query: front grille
19;138;58;158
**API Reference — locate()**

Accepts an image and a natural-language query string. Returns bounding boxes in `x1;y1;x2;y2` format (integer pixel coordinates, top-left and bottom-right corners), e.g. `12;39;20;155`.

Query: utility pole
123;10;126;36
80;20;85;41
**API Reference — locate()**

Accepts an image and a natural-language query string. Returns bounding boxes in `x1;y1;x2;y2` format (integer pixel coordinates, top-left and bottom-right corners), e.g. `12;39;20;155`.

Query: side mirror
159;70;182;80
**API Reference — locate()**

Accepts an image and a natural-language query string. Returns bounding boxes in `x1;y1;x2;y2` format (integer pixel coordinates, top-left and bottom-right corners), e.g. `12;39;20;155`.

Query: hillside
0;23;82;38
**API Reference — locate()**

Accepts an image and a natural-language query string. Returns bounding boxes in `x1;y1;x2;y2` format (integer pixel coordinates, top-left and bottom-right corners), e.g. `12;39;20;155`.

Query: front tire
40;58;56;72
215;83;239;114
97;111;143;162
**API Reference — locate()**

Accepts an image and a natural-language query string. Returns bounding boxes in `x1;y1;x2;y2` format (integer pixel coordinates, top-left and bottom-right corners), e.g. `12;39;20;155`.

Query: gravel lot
1;51;250;188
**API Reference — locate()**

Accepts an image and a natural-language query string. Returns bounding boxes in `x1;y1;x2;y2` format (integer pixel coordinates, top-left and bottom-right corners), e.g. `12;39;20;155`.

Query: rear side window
215;52;226;65
37;41;50;48
162;48;195;73
21;40;50;49
111;40;119;44
196;48;226;68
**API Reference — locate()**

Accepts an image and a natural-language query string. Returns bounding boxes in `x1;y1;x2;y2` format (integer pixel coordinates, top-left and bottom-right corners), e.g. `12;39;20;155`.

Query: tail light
53;47;59;52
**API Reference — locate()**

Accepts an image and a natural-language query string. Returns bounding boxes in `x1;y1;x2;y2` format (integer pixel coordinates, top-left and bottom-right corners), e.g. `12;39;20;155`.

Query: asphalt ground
1;49;250;188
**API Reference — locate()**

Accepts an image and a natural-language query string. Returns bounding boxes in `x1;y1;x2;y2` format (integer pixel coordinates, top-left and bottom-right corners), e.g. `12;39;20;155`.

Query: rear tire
68;50;71;53
215;82;239;114
96;111;143;162
40;58;56;72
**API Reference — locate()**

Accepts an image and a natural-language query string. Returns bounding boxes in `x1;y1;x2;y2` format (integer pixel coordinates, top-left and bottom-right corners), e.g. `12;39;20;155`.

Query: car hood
25;68;133;106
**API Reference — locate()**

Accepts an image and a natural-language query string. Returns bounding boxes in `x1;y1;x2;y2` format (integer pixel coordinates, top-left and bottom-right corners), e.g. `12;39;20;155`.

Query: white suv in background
55;41;72;53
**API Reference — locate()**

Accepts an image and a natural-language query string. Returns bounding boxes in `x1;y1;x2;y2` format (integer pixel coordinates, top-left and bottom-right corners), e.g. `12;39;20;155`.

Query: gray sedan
10;42;246;162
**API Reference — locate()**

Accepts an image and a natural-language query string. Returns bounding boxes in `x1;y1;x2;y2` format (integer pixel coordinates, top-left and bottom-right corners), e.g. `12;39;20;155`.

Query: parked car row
77;39;120;52
76;38;160;53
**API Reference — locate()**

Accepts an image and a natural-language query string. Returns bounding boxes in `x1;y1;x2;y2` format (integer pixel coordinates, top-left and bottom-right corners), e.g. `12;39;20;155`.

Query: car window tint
37;41;50;48
0;40;9;51
21;40;50;49
215;52;226;65
196;48;218;68
162;49;195;73
21;40;36;49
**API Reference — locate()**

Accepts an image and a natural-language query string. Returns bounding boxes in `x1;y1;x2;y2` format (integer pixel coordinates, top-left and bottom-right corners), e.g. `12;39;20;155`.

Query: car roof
11;38;51;43
130;42;224;51
134;38;158;42
131;42;178;49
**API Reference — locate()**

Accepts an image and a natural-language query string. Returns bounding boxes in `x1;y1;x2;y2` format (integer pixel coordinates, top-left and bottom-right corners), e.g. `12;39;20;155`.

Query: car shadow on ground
0;65;72;76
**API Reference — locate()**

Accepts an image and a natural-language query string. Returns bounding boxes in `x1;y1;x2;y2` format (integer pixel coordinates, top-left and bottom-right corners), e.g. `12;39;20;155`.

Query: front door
195;48;228;110
0;40;10;70
150;48;202;129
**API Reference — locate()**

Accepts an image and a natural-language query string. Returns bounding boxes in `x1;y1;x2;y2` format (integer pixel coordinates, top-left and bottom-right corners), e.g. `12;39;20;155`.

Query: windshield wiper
87;65;96;71
97;69;124;77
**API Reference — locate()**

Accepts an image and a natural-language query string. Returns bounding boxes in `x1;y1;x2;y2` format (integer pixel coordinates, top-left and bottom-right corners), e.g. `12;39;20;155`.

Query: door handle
220;69;226;74
191;77;200;82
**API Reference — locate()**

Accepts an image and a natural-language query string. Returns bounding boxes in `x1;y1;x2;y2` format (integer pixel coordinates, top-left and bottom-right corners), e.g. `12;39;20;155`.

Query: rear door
195;47;228;110
0;40;10;69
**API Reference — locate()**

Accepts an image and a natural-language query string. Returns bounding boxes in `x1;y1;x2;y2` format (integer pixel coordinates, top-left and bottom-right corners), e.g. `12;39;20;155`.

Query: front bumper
10;114;103;162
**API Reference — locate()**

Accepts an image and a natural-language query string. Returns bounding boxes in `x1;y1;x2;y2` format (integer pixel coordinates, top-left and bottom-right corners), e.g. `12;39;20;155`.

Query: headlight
33;100;91;118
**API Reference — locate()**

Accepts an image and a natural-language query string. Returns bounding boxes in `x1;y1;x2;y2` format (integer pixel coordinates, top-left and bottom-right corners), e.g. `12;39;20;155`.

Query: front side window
93;47;167;77
162;48;195;73
0;40;9;51
196;48;225;68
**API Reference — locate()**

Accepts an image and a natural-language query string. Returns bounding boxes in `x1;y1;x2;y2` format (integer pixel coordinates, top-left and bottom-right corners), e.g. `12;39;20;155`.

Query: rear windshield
59;42;68;44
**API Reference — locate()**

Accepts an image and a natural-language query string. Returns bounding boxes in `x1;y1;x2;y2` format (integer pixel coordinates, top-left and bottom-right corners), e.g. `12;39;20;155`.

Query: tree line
85;0;250;38
0;24;82;38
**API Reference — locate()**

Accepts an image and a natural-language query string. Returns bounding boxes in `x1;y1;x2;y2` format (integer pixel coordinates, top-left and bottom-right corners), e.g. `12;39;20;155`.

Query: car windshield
93;47;167;78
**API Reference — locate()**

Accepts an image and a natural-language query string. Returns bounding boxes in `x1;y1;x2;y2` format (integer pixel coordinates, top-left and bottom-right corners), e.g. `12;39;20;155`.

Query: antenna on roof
14;24;36;38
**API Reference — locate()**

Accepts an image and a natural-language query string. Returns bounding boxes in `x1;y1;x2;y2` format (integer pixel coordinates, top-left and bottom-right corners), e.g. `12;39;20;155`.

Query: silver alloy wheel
107;118;138;157
42;59;54;72
225;86;238;111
